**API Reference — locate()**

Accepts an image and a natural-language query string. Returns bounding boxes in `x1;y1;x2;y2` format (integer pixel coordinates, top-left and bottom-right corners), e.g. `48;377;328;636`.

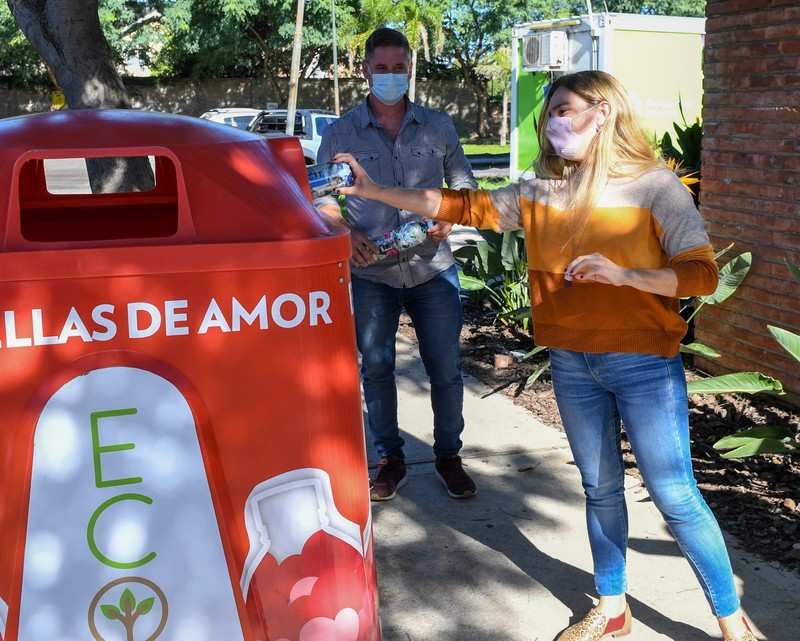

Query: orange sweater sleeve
669;245;719;298
437;188;501;230
436;185;523;232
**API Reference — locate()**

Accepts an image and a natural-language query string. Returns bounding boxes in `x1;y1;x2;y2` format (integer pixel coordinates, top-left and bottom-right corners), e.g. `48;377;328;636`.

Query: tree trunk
500;87;509;146
330;0;340;115
8;0;154;193
285;0;305;135
471;81;489;140
409;48;418;103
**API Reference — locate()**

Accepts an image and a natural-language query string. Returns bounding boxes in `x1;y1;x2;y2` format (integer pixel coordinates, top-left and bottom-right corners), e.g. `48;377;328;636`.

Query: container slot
18;156;180;242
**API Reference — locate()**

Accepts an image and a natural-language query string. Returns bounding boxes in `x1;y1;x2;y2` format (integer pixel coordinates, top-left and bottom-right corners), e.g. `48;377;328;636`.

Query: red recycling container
0;109;380;641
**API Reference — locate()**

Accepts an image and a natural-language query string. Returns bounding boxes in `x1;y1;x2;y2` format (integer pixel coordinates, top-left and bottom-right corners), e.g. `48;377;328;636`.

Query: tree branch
120;9;162;37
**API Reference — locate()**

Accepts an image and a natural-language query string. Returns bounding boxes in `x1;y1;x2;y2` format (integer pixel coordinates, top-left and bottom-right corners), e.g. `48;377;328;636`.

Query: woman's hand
332;153;444;219
334;153;379;200
565;253;680;296
565;253;629;287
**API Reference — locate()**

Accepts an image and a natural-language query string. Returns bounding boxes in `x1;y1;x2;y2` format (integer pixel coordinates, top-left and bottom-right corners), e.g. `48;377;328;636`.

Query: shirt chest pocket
408;145;446;184
350;149;380;171
352;149;382;181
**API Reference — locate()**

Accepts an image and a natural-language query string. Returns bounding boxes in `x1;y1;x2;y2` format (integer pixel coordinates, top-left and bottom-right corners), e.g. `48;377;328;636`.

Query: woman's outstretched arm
335;153;443;218
334;153;523;232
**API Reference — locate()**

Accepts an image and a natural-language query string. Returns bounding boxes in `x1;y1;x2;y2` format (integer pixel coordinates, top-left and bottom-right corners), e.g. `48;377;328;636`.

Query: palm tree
395;0;444;101
342;0;444;102
341;0;394;75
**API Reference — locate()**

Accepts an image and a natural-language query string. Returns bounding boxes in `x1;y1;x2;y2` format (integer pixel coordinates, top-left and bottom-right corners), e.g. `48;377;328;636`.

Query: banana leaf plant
679;249;783;398
712;261;799;458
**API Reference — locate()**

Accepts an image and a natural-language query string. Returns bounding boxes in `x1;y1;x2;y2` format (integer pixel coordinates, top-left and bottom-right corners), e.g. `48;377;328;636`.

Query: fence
0;77;501;139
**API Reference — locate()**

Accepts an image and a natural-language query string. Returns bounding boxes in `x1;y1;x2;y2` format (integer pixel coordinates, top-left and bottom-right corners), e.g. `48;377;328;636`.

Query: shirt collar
356;96;426;129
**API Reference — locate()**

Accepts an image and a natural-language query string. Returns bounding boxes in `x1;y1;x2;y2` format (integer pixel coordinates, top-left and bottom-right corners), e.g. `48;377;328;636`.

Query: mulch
398;304;800;574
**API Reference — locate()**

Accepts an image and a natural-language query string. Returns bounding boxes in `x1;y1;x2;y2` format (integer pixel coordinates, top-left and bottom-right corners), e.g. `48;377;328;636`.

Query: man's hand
428;221;453;243
316;203;346;227
350;230;379;268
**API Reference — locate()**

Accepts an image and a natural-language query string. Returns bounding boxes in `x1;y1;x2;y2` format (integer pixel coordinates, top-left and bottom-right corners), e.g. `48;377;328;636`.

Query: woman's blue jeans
549;348;740;617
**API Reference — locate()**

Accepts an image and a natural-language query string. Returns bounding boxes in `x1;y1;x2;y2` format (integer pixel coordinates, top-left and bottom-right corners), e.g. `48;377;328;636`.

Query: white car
199;108;262;130
248;109;339;165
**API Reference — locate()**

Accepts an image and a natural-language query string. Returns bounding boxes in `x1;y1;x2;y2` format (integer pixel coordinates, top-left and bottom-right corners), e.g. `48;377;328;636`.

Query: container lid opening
18;156;180;243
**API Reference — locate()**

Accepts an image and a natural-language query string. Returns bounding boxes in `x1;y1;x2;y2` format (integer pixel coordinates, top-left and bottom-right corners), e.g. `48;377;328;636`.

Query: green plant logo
88;577;168;641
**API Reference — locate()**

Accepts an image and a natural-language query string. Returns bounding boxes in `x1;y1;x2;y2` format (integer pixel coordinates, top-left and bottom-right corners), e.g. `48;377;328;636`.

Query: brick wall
699;0;800;394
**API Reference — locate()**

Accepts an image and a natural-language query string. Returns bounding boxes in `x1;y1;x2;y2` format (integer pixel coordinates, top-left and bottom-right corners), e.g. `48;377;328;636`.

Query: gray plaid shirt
314;99;476;288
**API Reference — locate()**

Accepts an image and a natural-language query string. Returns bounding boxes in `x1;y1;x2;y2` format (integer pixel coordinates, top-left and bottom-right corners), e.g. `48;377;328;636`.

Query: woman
334;71;756;641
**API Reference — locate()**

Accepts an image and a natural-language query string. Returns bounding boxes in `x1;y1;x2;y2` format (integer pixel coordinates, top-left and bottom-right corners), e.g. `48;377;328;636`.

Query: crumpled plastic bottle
372;219;435;261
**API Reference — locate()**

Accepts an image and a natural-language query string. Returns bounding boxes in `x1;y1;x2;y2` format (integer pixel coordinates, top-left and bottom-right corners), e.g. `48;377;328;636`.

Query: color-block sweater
437;168;719;357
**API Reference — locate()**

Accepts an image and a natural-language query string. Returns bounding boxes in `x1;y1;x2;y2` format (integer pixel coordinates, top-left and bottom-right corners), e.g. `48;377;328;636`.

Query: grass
462;143;510;155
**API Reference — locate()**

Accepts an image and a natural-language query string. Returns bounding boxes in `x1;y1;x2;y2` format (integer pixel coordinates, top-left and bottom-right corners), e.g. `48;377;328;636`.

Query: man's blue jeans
352;266;464;461
549;348;740;617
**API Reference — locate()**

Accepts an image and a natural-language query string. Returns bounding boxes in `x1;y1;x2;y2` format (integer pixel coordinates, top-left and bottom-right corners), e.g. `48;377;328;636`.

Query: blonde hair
535;71;662;247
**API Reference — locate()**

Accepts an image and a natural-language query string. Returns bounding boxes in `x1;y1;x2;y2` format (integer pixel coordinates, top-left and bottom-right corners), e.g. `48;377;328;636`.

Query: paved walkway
367;335;797;641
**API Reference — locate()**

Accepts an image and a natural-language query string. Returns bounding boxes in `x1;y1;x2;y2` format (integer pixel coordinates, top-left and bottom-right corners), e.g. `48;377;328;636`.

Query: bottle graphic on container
241;469;379;641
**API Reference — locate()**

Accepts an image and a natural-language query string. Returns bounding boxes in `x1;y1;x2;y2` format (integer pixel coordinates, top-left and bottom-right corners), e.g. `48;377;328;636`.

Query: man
315;27;478;501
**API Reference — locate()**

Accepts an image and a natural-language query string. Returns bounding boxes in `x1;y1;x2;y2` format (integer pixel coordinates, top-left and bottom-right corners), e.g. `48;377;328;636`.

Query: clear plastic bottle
306;162;355;200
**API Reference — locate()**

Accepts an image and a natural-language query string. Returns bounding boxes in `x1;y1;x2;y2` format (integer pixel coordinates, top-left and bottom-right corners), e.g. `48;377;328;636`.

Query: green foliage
476;45;511;100
660;113;702;174
341;0;445;94
98;0;168;67
1;0;171;86
769;325;800;363
661;98;703;204
679;342;721;359
454;229;530;330
787;260;800;284
610;0;705;18
2;0;708;89
688;261;799;459
713;426;796;458
0;4;47;85
524;354;551;387
686;252;752;322
455;227;549;394
680;250;783;397
465;144;511;156
687;372;784;396
156;0;356;86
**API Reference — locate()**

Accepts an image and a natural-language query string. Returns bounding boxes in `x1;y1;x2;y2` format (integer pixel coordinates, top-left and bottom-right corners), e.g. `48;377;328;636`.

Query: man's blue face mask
369;67;409;105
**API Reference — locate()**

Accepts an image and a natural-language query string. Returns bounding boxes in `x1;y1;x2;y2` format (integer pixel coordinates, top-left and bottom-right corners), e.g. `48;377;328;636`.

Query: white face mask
545;105;600;160
369;68;409;105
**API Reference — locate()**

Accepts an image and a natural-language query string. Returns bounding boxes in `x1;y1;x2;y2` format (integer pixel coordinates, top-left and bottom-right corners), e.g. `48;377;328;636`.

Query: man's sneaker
370;457;407;501
435;456;477;499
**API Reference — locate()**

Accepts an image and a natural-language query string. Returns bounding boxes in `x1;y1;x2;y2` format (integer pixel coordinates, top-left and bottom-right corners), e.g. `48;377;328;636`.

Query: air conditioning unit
522;31;569;71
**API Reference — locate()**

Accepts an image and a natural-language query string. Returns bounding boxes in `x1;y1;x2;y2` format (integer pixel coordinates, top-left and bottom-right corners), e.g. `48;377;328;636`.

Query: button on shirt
314;99;477;288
